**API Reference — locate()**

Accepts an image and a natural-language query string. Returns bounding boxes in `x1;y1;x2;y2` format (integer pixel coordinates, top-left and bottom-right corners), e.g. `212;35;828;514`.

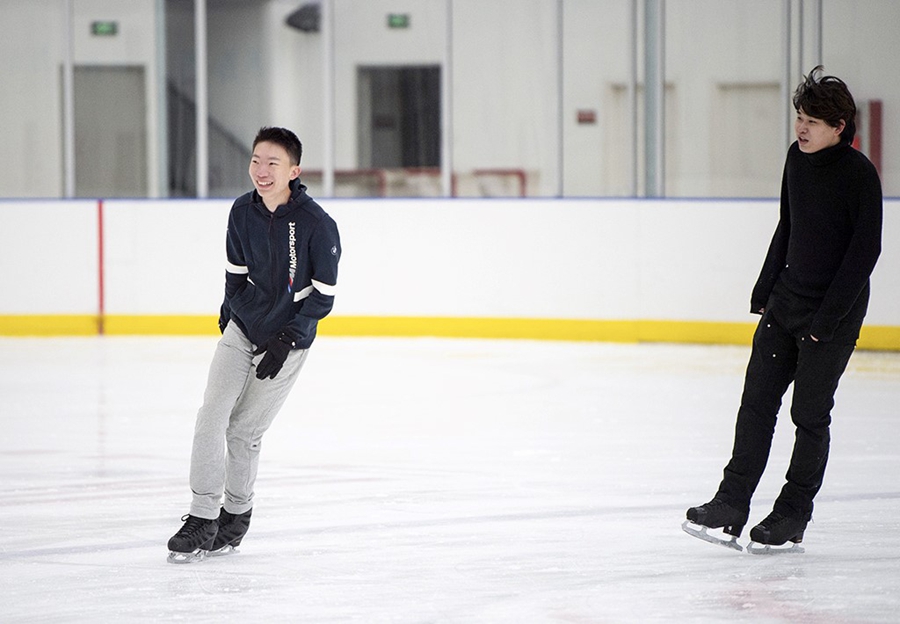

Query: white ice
1;336;899;623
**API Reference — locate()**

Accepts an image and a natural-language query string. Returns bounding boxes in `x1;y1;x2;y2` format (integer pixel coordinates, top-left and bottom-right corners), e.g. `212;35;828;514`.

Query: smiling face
795;108;845;154
249;141;301;211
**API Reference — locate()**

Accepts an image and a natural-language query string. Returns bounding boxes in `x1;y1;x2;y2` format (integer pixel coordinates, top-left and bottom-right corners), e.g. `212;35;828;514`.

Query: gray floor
1;336;898;623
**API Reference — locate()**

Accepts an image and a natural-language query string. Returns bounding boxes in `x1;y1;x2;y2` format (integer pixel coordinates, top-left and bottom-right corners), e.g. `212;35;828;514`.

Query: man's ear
290;165;302;180
834;119;846;136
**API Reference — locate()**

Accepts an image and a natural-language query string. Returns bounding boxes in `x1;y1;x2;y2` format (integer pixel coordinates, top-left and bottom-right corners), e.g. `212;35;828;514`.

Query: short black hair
793;66;856;143
252;126;303;165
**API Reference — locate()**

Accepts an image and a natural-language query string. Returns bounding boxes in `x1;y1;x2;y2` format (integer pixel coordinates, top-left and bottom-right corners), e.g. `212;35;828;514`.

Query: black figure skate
682;498;748;552
209;508;252;556
167;514;218;564
747;511;807;555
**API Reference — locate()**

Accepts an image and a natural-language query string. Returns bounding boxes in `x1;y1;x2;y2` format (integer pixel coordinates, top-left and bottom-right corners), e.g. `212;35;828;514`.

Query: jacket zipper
249;207;280;341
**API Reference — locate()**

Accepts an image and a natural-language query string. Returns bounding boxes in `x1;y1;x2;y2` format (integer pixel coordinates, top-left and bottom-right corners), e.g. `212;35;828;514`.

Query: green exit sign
91;21;118;36
387;13;410;29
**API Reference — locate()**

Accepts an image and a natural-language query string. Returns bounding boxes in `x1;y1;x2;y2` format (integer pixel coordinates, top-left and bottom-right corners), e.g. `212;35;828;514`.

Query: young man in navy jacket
685;67;882;551
167;127;341;563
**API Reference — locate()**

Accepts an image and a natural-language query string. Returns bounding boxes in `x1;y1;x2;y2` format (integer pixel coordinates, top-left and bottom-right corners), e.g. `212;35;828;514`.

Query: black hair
792;66;857;143
252;126;303;165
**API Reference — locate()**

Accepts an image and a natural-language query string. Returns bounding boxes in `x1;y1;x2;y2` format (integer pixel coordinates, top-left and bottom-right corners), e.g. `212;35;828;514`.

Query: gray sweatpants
189;322;308;519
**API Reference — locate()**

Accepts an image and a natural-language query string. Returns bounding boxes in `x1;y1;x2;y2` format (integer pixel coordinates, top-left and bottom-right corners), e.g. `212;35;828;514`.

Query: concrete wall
1;198;897;349
258;0;900;197
4;0;898;200
0;0;162;198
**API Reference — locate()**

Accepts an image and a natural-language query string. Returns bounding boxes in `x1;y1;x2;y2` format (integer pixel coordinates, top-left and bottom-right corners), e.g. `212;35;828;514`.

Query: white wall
0;0;161;198
263;0;451;173
206;1;269;146
253;0;900;197
824;0;900;195
0;201;99;314
2;0;900;199
103;200;230;314
1;199;896;333
0;0;66;197
328;198;897;327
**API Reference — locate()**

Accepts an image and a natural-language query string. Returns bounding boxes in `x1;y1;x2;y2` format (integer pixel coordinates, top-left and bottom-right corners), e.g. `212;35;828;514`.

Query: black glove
253;332;296;380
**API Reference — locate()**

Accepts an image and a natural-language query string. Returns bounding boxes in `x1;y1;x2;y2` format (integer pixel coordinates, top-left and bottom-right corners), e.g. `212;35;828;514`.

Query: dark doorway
358;65;441;168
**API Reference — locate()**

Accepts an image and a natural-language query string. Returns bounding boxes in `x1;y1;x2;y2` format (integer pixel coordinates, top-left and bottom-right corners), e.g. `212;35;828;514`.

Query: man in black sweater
684;67;883;551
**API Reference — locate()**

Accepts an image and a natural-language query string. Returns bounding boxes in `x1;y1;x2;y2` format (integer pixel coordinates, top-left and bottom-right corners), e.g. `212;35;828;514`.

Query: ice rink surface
1;335;898;623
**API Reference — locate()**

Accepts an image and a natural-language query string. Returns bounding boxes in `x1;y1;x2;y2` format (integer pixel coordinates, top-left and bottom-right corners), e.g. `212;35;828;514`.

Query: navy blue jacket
219;178;341;349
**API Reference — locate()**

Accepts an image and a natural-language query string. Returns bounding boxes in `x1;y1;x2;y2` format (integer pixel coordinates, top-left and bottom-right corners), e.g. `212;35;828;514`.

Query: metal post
441;0;453;197
628;0;638;197
644;0;664;197
556;0;564;197
62;0;76;198
810;0;823;67
156;0;168;198
781;0;793;148
797;0;804;79
194;0;209;198
322;0;335;197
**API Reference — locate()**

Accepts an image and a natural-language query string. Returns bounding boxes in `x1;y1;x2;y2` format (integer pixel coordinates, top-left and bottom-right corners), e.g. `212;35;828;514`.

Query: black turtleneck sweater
750;139;882;342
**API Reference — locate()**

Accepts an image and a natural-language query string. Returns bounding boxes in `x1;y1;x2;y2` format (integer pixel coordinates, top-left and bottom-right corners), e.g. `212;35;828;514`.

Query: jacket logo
288;221;297;293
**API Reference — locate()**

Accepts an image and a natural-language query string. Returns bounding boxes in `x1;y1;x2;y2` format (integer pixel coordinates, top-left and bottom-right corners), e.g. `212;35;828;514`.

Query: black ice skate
209;508;252;556
682;498;748;552
747;511;807;555
167;514;218;564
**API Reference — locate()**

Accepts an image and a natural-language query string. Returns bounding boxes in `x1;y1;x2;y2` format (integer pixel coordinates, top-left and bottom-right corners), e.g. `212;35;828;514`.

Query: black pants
715;300;863;520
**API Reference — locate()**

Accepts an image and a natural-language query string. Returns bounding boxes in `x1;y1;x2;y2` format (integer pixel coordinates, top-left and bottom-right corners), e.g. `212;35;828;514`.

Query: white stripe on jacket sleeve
292;280;337;302
293;285;314;302
312;279;337;296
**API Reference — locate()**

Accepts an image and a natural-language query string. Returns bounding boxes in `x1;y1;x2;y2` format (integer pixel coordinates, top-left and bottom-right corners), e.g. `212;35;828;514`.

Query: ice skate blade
167;549;208;564
682;520;743;552
747;541;805;555
208;544;239;557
